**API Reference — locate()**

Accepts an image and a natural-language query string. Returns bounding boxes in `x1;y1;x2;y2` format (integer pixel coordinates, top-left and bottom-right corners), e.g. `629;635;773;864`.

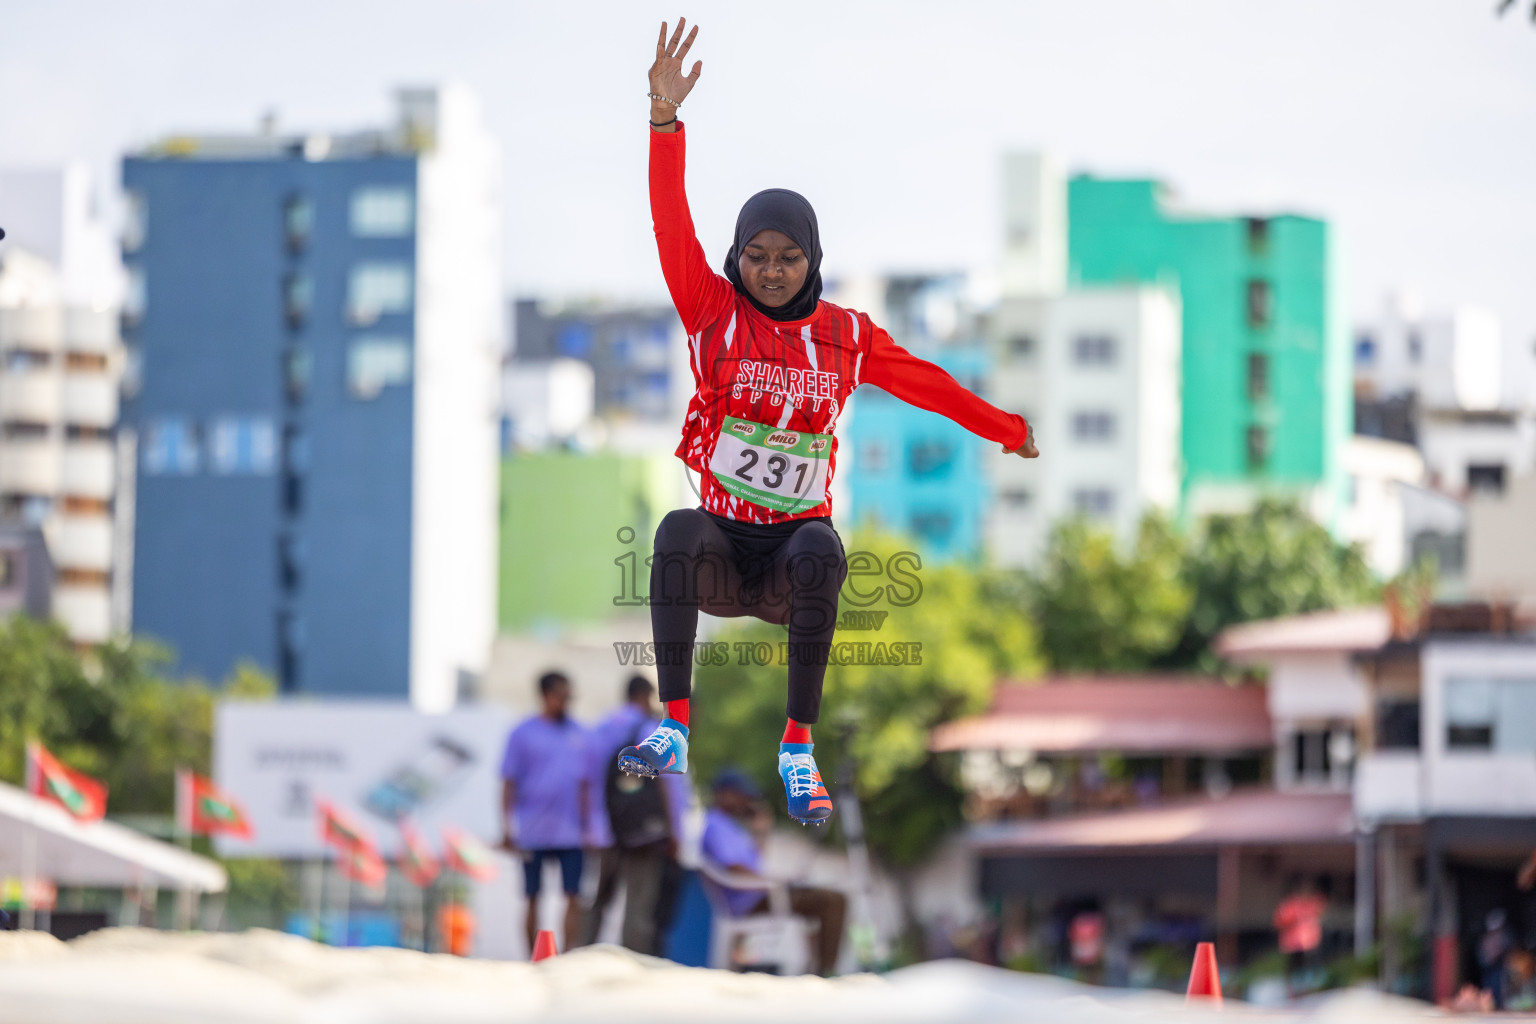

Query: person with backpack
580;675;682;954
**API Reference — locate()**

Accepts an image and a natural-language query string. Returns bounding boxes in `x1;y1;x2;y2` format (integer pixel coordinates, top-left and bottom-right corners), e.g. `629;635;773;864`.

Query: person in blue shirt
701;770;846;975
499;670;590;954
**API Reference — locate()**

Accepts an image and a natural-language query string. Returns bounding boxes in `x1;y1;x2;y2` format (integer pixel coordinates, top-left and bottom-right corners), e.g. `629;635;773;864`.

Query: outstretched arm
648;18;734;333
862;326;1039;458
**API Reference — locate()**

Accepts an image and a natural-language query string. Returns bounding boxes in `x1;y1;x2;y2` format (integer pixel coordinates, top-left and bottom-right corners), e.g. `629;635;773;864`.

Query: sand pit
0;927;1460;1023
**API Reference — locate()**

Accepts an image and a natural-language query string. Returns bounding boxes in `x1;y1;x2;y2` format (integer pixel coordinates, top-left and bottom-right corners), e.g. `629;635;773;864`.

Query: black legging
650;506;847;724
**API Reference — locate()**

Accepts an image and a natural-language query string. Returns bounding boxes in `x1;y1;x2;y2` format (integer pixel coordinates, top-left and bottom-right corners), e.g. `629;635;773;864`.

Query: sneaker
778;743;833;825
618;719;689;778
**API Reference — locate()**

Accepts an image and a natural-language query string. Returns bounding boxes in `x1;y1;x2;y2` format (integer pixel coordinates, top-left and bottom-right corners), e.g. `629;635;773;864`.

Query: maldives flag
317;800;381;861
26;742;107;822
338;843;388;888
441;827;499;882
397;819;440;888
177;768;253;839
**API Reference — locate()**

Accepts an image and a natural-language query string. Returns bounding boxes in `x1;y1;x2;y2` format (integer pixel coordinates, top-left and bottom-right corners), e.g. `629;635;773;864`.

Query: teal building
1067;179;1350;516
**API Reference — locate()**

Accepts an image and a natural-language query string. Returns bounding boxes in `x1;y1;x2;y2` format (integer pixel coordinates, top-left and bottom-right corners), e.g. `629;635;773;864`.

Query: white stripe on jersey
776;395;794;429
723;311;738;351
689;333;701;382
801;326;818;372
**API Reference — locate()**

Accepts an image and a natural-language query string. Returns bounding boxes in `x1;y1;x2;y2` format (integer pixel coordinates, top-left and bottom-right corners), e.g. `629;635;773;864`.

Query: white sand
0;928;1455;1024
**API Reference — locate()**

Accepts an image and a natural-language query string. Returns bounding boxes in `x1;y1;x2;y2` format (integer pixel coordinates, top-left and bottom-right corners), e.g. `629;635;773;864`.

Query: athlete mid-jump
619;18;1039;825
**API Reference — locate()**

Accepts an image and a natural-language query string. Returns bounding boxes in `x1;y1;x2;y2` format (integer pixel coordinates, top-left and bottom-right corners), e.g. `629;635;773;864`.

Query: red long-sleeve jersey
651;122;1029;524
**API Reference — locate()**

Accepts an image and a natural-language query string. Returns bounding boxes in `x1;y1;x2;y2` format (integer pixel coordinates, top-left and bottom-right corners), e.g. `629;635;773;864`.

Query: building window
1290;724;1355;785
908;439;956;478
282;424;308;516
1246;217;1269;255
1246;425;1269;469
123;190;147;253
999;488;1032;511
350;187;414;237
283;273;313;328
1070;411;1115;441
283;194;313;252
1376;700;1421;750
142;417;199;475
1246;279;1271;329
1007;335;1036;359
347;336;413;399
1072;488;1114;517
279;532;305;591
910;510;954;543
284;347;311;401
1444;677;1536;752
860;440;889;473
208;416;276;475
123;265;147;328
1467;463;1506;495
347;263;413;325
1072;335;1116;366
1355;335;1376;367
557;324;593;358
1247;352;1269;399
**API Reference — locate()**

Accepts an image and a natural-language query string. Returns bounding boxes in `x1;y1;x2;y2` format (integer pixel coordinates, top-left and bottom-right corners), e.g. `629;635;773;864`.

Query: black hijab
722;188;823;322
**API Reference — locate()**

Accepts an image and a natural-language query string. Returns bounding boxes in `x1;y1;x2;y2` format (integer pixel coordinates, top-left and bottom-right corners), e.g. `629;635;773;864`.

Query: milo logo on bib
710;415;832;514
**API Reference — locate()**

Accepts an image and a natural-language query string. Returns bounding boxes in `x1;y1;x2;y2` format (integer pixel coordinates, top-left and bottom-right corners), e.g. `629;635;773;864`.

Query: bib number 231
710;416;832;514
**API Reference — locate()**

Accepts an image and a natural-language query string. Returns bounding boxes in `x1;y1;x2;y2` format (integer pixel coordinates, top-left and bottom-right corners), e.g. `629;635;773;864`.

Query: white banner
214;701;515;859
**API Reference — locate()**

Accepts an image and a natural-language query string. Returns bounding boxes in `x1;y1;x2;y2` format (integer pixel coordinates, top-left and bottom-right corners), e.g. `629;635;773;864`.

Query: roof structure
0;781;227;892
1214;606;1391;661
930;677;1272;754
968;789;1355;853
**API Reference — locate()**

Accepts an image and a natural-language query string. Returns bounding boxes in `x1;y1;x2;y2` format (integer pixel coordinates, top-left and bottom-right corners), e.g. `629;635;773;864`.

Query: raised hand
1003;420;1040;459
650;18;702;111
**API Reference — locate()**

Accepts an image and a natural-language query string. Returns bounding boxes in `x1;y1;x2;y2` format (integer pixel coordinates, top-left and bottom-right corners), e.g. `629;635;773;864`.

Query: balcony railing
60;440;115;500
0;372;62;422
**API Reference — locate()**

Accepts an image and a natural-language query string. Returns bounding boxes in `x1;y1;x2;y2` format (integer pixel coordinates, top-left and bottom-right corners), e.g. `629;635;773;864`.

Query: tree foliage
1172;497;1378;667
687;530;1043;866
1033;513;1193;672
1029;500;1378;673
0;615;276;815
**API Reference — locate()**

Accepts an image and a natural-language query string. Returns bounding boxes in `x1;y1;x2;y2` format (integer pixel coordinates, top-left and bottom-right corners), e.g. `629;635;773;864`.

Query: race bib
710;416;832;514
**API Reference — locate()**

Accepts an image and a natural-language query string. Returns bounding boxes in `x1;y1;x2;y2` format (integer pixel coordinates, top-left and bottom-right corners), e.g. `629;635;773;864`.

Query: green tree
1032;513;1193;672
0;617;276;816
687;529;1043;867
1172;497;1378;667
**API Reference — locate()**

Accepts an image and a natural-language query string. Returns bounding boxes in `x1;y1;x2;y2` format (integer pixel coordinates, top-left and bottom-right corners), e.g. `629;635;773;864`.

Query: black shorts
522;848;583;897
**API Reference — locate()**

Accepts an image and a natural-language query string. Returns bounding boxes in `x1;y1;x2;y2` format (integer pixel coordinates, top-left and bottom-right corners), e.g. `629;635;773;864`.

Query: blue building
842;276;993;561
121;87;501;708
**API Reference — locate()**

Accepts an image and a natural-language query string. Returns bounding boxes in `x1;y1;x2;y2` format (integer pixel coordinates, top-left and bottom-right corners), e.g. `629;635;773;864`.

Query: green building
499;451;677;632
1067;178;1350;518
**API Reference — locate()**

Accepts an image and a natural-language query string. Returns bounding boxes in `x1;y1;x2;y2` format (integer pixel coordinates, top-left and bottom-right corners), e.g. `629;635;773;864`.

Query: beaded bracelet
647;92;682;108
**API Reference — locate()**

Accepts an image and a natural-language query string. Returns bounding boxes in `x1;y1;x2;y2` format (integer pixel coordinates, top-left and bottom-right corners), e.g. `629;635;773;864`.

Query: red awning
930;677;1272;754
969;789;1355;853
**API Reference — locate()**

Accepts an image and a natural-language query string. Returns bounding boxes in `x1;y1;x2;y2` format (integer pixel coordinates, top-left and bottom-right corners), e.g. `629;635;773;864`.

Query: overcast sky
3;0;1533;364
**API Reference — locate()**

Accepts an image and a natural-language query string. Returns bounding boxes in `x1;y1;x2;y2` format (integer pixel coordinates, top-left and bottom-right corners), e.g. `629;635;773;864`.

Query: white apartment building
0;165;124;643
986;153;1182;567
1356;293;1536;498
1218;603;1536;991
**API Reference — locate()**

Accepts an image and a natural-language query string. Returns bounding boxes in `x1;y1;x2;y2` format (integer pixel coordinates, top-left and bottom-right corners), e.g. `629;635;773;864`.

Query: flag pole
21;742;38;931
173;767;193;930
338;856;351;948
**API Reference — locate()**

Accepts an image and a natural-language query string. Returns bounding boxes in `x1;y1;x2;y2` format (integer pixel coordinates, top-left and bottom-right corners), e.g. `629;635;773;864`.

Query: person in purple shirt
701;770;847;975
499;670;590;954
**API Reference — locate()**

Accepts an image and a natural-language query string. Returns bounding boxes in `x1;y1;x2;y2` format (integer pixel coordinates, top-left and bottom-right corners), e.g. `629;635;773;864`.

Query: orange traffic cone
1186;941;1223;1006
531;929;559;962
